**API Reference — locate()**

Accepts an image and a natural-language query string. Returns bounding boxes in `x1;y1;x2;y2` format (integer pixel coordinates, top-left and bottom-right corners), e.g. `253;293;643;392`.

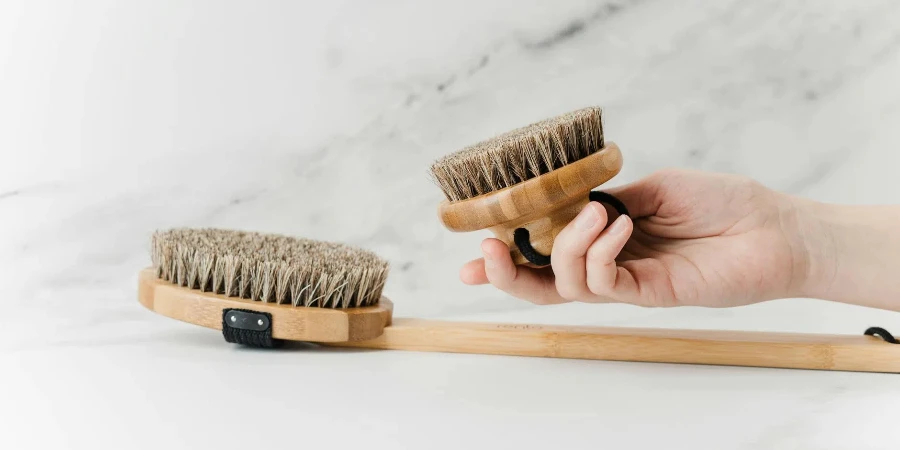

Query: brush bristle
150;228;389;308
429;107;605;202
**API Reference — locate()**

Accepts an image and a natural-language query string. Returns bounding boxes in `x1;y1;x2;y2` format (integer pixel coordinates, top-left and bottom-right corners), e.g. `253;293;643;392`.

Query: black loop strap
514;228;551;266
864;326;899;344
589;191;630;217
222;308;282;348
514;190;631;267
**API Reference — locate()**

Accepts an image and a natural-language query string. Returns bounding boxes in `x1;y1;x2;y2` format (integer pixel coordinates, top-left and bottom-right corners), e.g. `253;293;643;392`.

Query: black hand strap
864;326;899;344
515;190;630;267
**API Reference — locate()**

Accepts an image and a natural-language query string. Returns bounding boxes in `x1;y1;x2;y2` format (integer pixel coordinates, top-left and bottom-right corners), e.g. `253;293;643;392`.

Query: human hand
459;169;815;307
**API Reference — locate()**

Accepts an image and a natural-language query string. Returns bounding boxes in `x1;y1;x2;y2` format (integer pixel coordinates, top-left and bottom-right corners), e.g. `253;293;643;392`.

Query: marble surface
4;1;900;448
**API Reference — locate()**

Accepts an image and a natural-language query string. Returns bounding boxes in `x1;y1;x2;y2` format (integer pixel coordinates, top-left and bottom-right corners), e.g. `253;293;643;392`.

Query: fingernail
608;215;631;235
575;203;601;230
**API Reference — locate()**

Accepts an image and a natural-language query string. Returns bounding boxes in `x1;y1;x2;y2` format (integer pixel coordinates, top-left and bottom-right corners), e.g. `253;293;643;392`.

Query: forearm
798;200;900;311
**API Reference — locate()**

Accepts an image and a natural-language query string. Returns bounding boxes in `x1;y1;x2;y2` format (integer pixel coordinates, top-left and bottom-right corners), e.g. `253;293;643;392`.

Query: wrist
788;199;900;310
782;197;839;300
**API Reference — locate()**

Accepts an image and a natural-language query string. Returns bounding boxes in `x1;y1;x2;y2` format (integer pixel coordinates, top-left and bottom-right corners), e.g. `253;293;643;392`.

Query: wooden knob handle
437;143;623;266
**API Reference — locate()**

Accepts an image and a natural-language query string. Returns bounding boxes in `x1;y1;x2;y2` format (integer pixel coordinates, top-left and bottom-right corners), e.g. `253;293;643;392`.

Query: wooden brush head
138;228;393;342
429;107;623;266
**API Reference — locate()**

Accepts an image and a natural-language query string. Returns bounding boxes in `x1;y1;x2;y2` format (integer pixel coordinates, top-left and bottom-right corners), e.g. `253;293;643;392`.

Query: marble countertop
3;1;900;448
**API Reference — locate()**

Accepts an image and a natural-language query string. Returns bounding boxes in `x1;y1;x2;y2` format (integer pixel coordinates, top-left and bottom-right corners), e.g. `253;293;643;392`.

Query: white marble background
3;1;900;449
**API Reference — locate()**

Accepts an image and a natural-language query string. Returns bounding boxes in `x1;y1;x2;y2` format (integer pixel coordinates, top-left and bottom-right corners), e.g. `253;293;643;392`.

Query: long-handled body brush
138;228;900;373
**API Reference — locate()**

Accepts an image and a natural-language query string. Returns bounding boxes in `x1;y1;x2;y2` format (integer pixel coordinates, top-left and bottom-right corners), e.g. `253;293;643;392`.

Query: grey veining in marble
3;1;900;449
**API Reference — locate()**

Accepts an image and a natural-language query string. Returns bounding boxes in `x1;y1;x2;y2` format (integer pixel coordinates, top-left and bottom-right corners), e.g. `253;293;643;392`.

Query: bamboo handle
329;318;900;373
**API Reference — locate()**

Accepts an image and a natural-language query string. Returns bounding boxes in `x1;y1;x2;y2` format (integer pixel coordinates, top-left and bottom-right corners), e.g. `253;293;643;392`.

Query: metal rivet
257;319;264;326
230;315;236;323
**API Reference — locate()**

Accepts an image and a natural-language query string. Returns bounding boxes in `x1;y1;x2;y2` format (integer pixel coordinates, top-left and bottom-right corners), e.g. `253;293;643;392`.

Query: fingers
462;205;638;305
551;201;636;303
480;239;569;305
459;240;568;305
585;215;636;299
551;202;609;301
460;258;488;285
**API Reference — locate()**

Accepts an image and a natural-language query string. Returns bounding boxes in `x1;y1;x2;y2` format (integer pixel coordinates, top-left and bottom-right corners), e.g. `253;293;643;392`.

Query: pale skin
460;169;900;312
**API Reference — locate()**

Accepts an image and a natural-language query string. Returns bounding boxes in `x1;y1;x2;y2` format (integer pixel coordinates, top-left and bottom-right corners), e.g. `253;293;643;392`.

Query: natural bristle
429;107;605;202
150;228;389;308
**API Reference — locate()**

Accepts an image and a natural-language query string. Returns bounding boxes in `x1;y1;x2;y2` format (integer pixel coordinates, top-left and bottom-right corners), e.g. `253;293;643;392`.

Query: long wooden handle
329;318;900;373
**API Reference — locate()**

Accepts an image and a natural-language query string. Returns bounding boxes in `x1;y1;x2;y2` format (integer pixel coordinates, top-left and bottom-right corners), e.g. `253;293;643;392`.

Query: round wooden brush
137;228;900;373
429;107;628;266
143;228;394;345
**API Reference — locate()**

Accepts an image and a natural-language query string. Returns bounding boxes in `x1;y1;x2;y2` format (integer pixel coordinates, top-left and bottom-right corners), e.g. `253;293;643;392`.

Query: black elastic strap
864;326;899;344
515;190;631;267
514;228;551;266
589;191;630;216
222;308;281;348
